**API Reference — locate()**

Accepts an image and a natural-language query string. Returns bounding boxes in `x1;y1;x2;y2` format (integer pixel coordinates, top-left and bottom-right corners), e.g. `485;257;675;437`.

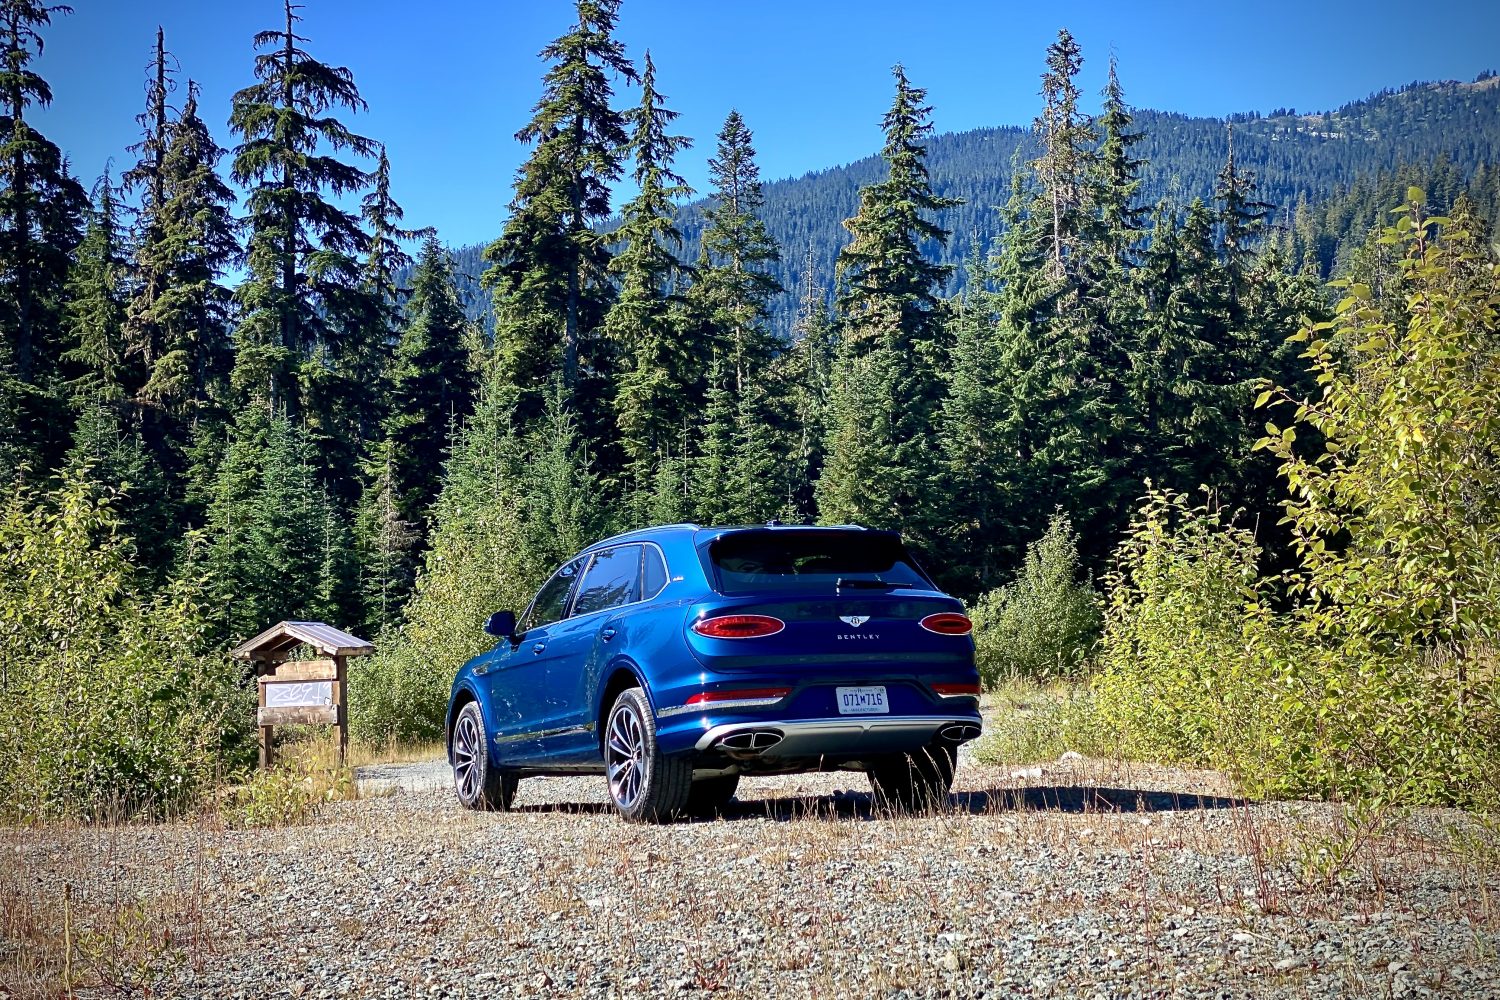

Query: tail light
692;614;785;639
685;687;791;706
920;612;973;635
932;681;981;698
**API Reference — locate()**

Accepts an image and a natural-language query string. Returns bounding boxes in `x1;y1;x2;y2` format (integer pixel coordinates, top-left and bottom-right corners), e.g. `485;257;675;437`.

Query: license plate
836;685;889;715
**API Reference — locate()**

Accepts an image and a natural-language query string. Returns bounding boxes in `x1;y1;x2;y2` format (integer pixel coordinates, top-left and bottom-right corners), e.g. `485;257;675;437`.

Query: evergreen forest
1;0;1497;818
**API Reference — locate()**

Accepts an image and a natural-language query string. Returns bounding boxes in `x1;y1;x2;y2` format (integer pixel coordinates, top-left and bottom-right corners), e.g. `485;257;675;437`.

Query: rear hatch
683;528;976;716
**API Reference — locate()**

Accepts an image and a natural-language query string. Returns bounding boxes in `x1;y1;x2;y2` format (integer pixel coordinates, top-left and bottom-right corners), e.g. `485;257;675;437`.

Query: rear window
708;530;931;595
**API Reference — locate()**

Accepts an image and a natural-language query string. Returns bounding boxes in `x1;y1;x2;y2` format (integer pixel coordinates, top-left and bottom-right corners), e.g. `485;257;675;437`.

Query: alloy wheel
606;701;646;808
453;711;482;804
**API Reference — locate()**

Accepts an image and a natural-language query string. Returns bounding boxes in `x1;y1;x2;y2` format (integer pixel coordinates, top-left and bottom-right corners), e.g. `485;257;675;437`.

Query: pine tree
228;0;375;416
690;109;783;391
646;433;691;525
334;147;428;451
354;439;418;635
0;0;85;476
62;169;179;582
131;80;237;424
769;244;835;518
835;64;958;355
381;234;477;525
1095;55;1147;266
64;402;176;583
63;171;130;407
202;408;357;642
482;0;635;410
519;385;607;562
724;375;781;524
1032;29;1099;277
692;354;735;526
935;240;1015;590
818;338;903;527
1215;126;1274;320
994;34;1136;569
820;65;958;535
120;26;173;405
602;50;694;495
1131;202;1213;490
308;147;427;493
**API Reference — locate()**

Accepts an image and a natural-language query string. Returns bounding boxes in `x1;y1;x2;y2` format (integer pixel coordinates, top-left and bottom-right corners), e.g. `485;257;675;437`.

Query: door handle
532;643;547;654
601;628;617;642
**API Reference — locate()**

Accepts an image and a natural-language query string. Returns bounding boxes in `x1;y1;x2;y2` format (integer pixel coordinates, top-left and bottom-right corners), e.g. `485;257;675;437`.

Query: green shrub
1077;195;1500;809
970;679;1114;765
1259;193;1500;807
0;474;254;821
1088;488;1301;781
223;757;353;828
970;513;1102;684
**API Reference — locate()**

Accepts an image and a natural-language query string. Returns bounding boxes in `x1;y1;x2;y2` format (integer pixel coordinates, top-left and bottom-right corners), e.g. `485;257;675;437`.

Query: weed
1291;798;1399;893
219;751;354;828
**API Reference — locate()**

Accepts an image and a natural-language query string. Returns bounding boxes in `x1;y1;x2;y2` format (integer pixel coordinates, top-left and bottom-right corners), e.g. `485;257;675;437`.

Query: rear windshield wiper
836;578;916;590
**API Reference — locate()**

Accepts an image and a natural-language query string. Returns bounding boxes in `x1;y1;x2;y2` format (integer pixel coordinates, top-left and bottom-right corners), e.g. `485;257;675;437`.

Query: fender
445;676;486;757
593;653;652;723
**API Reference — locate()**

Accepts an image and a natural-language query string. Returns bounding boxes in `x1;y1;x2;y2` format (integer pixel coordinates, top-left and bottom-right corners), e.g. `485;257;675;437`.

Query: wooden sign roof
229;621;375;660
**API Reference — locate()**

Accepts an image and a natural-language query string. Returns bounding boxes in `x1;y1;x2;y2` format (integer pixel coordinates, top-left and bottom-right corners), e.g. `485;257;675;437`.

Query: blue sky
35;0;1500;248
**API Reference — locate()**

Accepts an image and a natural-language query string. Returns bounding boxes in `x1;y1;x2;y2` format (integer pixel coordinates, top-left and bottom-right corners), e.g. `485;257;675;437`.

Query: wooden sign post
230;621;374;769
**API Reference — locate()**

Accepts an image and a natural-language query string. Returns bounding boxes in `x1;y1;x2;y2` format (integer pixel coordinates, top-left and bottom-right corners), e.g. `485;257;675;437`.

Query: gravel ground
4;750;1498;999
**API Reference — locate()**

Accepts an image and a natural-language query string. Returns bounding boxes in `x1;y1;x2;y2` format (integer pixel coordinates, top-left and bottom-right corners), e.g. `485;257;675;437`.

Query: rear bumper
693;714;981;758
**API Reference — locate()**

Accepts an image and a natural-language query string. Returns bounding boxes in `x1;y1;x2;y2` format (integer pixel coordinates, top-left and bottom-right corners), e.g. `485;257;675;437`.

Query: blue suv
446;523;982;822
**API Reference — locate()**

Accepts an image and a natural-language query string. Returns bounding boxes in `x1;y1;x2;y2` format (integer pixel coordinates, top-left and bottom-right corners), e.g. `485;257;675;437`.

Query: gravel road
5;753;1498;999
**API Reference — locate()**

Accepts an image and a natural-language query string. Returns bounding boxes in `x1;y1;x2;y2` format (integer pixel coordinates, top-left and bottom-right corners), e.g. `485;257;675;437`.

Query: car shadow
512;785;1245;822
956;785;1245;814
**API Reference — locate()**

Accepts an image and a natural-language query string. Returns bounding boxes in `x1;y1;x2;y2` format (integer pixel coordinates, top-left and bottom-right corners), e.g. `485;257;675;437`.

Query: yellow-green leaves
1106;192;1500;809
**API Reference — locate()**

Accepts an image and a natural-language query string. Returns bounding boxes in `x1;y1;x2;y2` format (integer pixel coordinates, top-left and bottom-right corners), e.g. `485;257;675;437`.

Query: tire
867;744;956;813
603;687;693;823
451;701;518;811
684;774;740;817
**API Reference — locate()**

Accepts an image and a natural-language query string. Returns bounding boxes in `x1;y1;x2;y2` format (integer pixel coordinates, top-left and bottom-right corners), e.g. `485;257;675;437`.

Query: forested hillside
436;75;1500;334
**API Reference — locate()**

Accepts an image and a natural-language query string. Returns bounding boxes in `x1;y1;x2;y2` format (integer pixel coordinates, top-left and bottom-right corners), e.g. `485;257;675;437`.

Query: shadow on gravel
958;786;1246;813
513;786;1244;822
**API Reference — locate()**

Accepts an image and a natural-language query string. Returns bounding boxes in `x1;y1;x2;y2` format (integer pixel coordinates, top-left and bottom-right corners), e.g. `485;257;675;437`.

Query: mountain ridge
440;74;1500;333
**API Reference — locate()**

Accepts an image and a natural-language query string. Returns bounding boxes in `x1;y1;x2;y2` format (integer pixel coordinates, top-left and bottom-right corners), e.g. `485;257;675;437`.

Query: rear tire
684;774;740;817
451;701;518;811
867;744;955;812
604;687;693;822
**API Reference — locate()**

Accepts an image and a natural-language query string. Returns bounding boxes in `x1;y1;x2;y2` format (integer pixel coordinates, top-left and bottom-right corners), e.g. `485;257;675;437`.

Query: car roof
581;522;875;553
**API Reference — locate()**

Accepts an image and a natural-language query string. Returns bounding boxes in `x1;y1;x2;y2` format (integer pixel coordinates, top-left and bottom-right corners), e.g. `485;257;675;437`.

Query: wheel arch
596;661;649;754
446;683;481;764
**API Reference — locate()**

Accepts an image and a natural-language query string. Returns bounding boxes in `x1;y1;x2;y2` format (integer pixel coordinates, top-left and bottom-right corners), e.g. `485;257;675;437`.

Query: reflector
685;687;791;706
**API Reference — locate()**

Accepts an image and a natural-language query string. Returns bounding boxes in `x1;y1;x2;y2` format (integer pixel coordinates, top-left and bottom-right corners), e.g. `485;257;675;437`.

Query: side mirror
483;610;516;638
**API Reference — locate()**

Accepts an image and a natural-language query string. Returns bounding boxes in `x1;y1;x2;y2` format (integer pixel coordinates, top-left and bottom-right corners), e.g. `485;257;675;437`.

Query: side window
522;559;583;632
642;545;668;600
572;545;642;617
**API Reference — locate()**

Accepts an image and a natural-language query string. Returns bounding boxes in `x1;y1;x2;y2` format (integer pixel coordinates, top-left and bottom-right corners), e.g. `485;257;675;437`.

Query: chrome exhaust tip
714;729;784;755
750;731;783;751
939;723;982;743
